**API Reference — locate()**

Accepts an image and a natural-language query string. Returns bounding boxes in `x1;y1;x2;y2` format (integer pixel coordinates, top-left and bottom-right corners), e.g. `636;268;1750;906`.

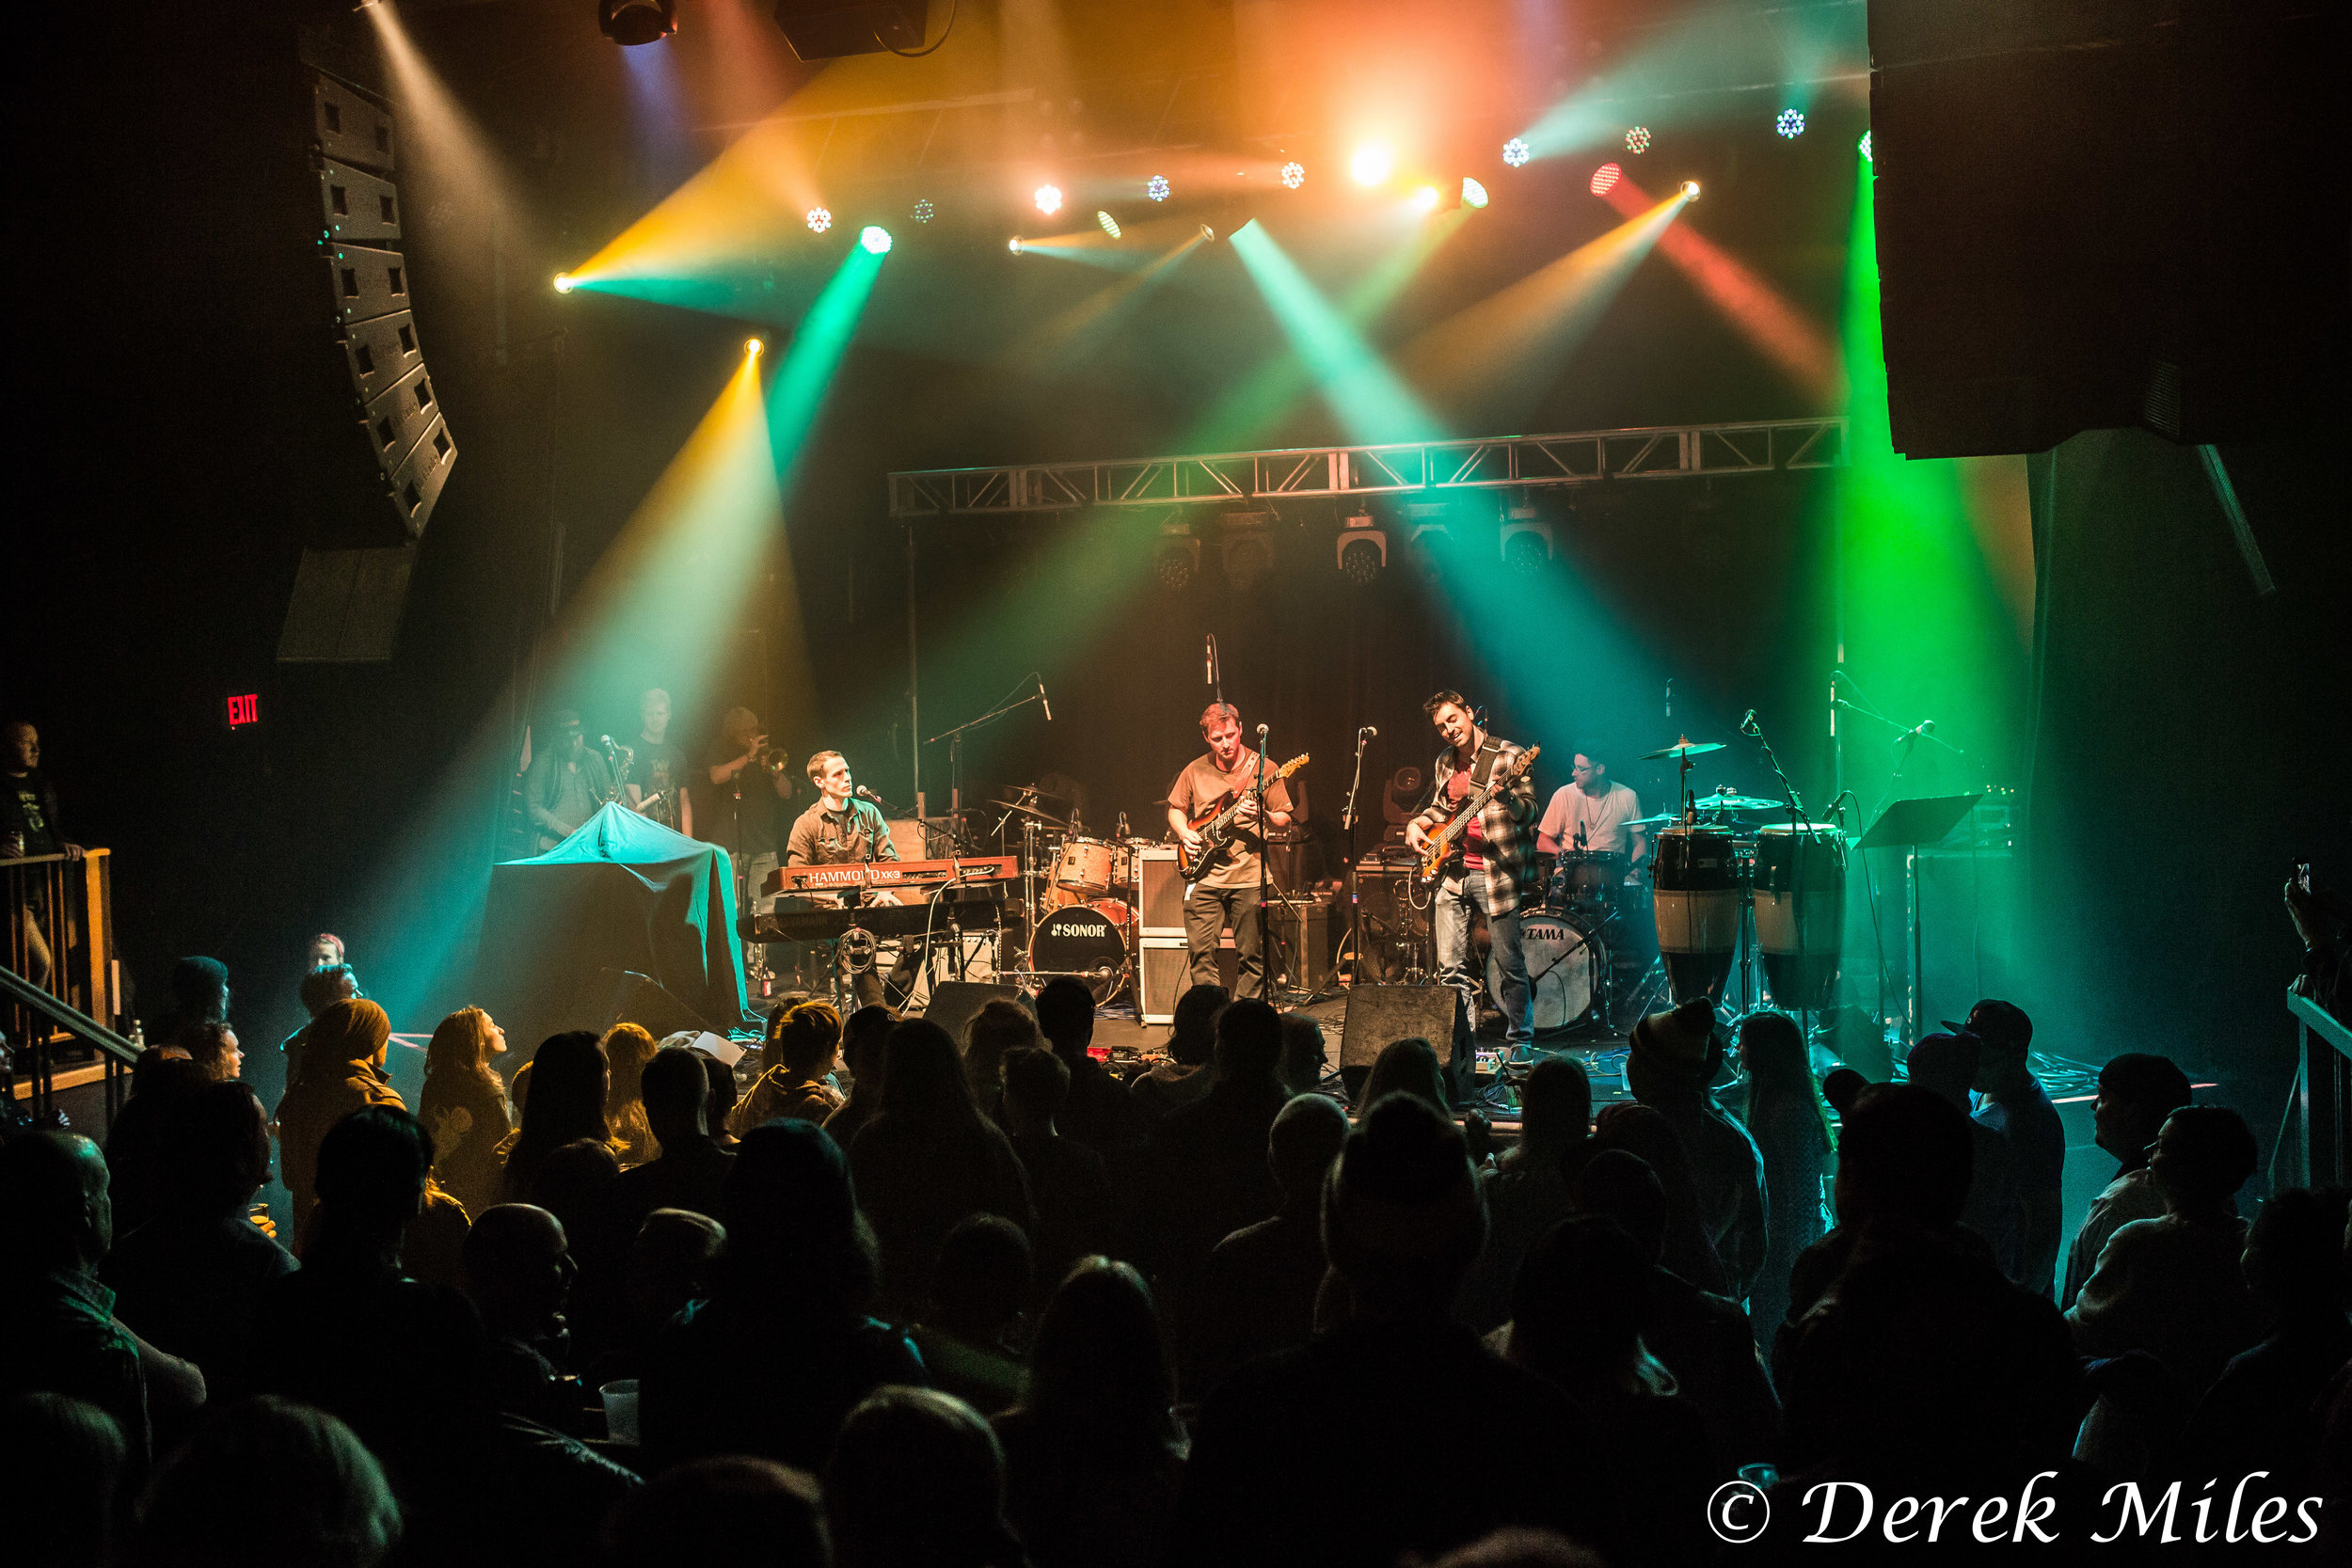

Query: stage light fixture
1097;211;1120;238
1590;163;1622;197
1218;511;1277;593
1411;184;1440;214
1501;509;1553;571
1680;180;1701;199
1034;183;1062;215
806;206;832;233
1336;511;1387;585
1008;236;1025;255
1279;161;1305;189
1199;223;1216;243
1147;174;1171;201
1406;517;1454;578
1859;130;1873;162
552;272;575;293
1625;126;1651;154
746;337;763;356
1350;143;1393;186
598;0;675;46
860;225;892;254
1460;177;1488;210
1776;109;1806;139
1153;523;1200;592
1502;137;1531;167
913;198;934;222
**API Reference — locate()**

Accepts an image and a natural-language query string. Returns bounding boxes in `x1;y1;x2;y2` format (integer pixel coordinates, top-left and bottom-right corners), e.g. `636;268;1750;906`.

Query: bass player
1404;690;1538;1053
1167;702;1293;1000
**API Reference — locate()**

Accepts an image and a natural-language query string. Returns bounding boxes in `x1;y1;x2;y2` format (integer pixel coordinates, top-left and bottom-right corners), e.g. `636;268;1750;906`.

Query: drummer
1537;752;1648;867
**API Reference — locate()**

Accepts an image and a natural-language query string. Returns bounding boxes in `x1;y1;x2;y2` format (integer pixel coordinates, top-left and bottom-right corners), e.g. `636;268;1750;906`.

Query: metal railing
4;848;131;1128
2286;989;2352;1188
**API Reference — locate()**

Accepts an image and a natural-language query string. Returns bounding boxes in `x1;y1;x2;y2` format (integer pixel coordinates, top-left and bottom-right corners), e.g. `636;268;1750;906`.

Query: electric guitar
1416;745;1540;883
1177;753;1310;880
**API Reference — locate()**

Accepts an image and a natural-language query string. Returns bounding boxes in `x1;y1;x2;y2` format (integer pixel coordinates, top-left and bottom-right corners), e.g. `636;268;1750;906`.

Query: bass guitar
1416;745;1540;883
1177;753;1310;880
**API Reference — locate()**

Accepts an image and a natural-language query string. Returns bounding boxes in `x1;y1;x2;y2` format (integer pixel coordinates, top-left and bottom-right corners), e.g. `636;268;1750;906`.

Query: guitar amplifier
1137;937;1193;1023
1137;847;1184;936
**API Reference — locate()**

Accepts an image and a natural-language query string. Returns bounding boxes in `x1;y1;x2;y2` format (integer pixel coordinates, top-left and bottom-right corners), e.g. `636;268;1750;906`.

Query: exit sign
225;692;261;728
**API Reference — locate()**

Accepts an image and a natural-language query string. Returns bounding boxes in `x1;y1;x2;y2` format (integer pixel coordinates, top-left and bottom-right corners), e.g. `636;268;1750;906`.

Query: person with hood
274;998;404;1237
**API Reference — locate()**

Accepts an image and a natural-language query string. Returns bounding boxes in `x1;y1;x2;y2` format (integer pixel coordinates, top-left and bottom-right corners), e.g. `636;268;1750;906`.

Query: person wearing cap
1169;1093;1624;1567
1623;998;1766;1302
1960;999;2066;1299
1902;1032;2024;1280
523;707;615;852
2060;1052;2193;1310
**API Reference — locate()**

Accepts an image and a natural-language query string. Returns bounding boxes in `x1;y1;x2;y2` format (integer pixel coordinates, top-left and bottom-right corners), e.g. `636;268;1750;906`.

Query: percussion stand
1749;712;1816;1032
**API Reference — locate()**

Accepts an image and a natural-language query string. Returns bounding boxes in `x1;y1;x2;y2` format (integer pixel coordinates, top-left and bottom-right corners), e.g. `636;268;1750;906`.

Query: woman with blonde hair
602;1021;663;1166
418;1006;511;1217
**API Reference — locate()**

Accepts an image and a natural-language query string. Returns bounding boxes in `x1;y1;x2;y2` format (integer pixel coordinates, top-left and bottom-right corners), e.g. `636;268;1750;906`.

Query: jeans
1435;868;1531;1045
1184;879;1266;999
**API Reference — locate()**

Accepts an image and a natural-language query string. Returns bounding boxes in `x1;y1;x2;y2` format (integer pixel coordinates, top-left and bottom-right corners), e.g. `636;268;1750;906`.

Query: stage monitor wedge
771;0;928;59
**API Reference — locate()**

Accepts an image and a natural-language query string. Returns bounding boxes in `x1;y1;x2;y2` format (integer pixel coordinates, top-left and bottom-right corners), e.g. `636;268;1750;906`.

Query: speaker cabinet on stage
922;980;1025;1044
280;63;455;664
1137;847;1184;937
1339;984;1466;1097
771;0;929;59
1138;938;1192;1024
1268;898;1336;992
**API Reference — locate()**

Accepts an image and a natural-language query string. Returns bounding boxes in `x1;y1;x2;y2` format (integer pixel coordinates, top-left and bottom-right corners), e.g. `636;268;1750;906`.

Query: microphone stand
1305;727;1373;1006
1746;713;1814;1026
1252;731;1275;1004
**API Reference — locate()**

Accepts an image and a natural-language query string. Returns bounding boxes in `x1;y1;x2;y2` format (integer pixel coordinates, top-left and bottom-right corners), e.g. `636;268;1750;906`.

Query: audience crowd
8;950;2352;1567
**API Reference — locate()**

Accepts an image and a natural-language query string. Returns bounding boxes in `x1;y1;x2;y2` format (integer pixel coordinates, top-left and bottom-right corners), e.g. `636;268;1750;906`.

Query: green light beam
1226;220;1443;446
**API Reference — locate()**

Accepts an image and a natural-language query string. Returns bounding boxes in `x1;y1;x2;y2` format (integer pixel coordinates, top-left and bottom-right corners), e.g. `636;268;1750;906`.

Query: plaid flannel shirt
1413;737;1540;914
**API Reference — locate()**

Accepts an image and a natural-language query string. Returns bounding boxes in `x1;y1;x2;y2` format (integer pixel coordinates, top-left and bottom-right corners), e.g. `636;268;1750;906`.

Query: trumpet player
707;705;794;918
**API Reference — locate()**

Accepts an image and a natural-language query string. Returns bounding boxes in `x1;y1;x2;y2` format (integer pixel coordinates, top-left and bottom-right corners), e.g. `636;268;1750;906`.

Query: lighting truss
886;418;1848;518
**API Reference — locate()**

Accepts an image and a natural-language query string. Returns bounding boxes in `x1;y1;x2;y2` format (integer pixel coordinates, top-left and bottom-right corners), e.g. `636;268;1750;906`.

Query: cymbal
1695;792;1785;812
1641;736;1726;761
989;799;1071;826
1624;814;1681;831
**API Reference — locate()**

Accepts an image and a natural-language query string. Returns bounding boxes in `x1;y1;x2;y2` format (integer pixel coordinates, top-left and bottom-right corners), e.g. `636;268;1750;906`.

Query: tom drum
1054;836;1120;896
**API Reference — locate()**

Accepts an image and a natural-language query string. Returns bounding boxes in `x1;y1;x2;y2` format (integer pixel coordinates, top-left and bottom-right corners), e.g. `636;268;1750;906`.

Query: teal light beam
1225;220;1443;446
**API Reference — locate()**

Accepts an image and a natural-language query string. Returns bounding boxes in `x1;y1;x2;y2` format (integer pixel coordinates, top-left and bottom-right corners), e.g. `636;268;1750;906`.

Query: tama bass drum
1518;909;1606;1033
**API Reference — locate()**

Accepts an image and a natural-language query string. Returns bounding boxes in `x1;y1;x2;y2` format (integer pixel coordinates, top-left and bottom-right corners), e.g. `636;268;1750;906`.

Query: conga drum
1752;824;1847;1010
1651;827;1740;1004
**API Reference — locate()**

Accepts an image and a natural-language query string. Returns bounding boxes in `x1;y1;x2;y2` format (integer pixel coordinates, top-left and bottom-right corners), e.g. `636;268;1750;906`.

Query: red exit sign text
225;693;261;728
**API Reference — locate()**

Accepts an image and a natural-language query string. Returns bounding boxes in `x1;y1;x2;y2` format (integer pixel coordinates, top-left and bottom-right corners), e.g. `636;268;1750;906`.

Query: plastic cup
600;1379;641;1446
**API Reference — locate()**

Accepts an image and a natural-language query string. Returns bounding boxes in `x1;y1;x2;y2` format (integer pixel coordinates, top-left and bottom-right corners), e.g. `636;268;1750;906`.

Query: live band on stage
501;673;1875;1064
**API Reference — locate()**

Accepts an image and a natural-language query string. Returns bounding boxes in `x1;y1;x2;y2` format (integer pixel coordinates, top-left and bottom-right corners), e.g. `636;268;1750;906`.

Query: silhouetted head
1033;978;1096;1063
1024;1258;1174;1457
1214;998;1285;1085
1268;1092;1351;1212
1833;1084;1973;1231
1324;1092;1486;1318
826;1388;1018;1568
642;1046;711;1146
1361;1037;1449;1115
129;1397;400;1568
2094;1053;2194;1166
2147;1106;2259;1214
1566;1148;1670;1266
1168;984;1229;1067
1518;1056;1592;1160
604;1456;828;1566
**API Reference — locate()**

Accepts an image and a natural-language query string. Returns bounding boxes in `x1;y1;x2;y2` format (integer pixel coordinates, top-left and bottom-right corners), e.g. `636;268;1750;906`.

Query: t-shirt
629;738;690;831
1169;751;1294;891
2;769;59;856
1443;768;1488;868
1539;780;1643;856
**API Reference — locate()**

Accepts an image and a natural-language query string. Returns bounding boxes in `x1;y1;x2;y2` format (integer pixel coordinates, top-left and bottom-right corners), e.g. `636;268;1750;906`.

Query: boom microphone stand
1304;725;1374;1006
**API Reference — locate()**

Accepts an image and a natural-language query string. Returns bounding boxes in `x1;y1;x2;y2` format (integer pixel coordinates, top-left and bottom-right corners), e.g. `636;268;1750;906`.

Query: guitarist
1167;703;1293;1000
1403;691;1538;1053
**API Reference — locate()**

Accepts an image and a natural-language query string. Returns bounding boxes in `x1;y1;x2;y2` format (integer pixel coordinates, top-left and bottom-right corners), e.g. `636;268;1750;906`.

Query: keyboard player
785;750;908;1006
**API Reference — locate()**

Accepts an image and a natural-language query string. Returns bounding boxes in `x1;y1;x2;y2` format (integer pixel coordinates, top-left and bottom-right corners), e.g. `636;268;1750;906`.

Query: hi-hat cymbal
1641;736;1727;761
1695;792;1785;812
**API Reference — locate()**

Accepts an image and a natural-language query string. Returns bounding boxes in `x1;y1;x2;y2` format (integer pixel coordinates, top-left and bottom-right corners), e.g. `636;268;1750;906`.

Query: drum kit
980;784;1156;1006
1633;736;1848;1019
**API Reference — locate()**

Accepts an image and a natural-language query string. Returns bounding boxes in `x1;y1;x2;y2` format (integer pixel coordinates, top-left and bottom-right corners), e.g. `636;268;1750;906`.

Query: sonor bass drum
1752;824;1847;1010
1027;901;1133;1004
1651;827;1740;1004
1519;909;1606;1033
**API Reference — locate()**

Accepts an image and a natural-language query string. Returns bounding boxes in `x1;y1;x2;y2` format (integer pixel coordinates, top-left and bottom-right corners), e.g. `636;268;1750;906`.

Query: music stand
1859;793;1983;1045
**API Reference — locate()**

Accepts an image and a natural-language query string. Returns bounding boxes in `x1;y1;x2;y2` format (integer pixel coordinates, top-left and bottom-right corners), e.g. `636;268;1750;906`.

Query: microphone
1830;678;1836;738
1740;709;1760;736
599;734;615;747
1205;635;1216;687
1359;725;1377;738
854;785;882;804
1257;723;1269;737
1038;678;1052;722
1899;719;1936;743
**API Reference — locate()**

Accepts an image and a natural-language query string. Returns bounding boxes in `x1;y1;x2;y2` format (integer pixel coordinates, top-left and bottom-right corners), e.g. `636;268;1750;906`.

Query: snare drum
1752;824;1847;1009
1651;827;1741;1005
1519;909;1607;1032
1027;901;1134;1004
1549;850;1628;914
1054;835;1120;895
